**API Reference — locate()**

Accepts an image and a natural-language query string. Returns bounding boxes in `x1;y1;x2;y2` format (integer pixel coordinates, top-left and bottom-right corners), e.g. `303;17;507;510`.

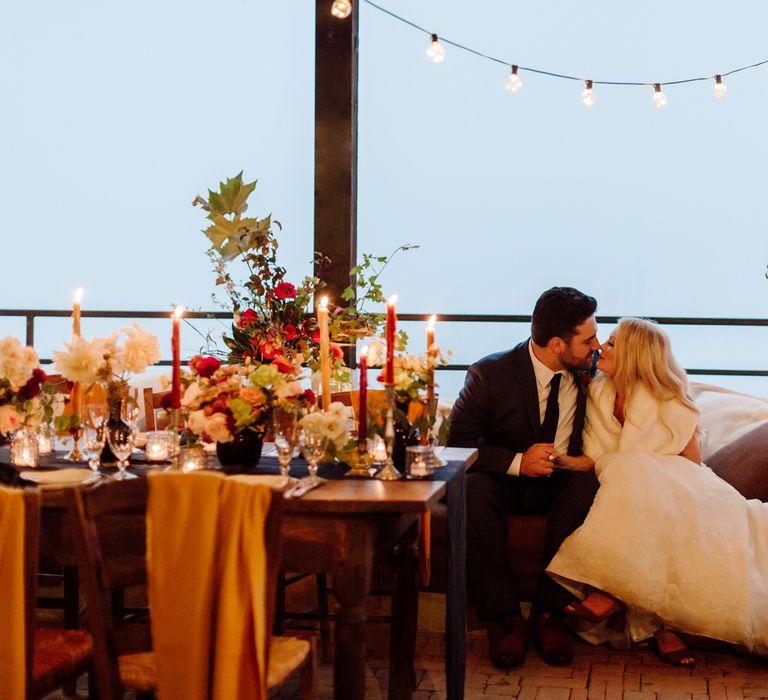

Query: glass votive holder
145;431;175;461
404;445;435;479
368;435;388;464
11;429;40;467
37;425;54;455
179;444;207;473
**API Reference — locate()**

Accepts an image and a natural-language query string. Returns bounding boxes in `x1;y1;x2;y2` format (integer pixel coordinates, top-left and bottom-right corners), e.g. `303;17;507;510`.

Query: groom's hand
520;443;556;477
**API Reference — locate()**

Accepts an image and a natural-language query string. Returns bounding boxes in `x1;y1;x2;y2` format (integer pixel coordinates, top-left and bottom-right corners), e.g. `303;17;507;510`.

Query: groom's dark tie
538;373;562;443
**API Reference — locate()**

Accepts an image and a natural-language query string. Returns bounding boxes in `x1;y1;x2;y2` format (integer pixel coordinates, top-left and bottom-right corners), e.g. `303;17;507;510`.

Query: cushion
33;628;92;695
706;421;768;501
690;382;768;461
119;651;158;692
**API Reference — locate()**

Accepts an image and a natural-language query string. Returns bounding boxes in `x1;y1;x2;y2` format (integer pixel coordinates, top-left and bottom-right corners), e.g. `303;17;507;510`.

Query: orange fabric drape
147;472;270;700
0;487;28;700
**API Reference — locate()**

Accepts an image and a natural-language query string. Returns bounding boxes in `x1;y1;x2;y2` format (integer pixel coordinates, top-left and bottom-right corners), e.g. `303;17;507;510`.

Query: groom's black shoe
531;612;574;666
487;615;529;668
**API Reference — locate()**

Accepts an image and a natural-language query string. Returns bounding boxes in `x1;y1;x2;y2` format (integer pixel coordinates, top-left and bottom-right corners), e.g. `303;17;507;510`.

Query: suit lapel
510;341;540;437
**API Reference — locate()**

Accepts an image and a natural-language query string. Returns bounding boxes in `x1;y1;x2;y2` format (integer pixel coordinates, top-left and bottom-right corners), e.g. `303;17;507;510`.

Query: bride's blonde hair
612;317;697;413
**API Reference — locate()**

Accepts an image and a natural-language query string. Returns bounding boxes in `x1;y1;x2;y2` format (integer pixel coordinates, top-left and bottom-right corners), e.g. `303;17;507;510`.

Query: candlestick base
345;443;373;478
377;384;402;481
425;395;439;446
63;426;85;462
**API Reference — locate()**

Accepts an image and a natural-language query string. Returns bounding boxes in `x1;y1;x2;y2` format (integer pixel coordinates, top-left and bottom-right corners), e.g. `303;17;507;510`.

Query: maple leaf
206;172;257;217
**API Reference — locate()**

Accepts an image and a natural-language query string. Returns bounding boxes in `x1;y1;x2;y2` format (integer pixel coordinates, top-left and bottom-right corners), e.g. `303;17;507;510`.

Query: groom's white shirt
507;340;578;476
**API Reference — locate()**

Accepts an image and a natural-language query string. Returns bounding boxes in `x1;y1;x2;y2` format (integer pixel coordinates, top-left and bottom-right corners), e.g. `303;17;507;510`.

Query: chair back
68;479;151;699
142;387;171;431
70;475;284;700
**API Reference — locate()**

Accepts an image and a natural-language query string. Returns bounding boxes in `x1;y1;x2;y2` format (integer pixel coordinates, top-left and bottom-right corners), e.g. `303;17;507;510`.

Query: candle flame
173;305;184;319
73;288;84;304
427;314;437;329
360;345;369;358
387;294;398;306
319;296;328;310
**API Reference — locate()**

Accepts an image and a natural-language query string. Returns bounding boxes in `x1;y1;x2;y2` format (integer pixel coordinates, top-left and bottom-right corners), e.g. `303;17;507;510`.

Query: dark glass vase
99;400;128;467
392;401;419;470
216;430;264;469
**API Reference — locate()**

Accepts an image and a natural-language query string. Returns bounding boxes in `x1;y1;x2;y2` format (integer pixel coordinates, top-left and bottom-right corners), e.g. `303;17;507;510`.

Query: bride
547;317;768;666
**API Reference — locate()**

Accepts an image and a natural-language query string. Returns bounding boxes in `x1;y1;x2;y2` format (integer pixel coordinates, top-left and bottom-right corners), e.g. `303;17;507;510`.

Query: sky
2;1;768;399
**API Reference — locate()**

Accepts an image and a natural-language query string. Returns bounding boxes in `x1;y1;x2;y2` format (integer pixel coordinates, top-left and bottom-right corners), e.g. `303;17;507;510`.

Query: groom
448;286;601;668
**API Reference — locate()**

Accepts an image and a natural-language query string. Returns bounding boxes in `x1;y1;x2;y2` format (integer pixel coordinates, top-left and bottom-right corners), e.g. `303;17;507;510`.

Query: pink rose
0;405;22;436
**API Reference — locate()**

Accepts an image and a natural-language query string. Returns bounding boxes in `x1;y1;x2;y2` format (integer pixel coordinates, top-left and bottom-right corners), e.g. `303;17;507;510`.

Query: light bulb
330;0;352;18
580;80;597;107
426;34;445;63
713;74;727;99
505;65;523;93
652;83;667;108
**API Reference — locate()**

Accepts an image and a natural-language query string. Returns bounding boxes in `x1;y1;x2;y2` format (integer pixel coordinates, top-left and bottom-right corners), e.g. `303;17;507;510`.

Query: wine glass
83;424;106;479
121;398;141;452
107;423;136;480
299;427;328;487
272;408;300;487
86;402;109;429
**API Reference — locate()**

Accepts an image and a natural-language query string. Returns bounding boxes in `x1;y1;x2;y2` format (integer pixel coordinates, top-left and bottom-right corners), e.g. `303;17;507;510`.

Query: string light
505;65;523;92
713;74;728;99
426;34;445;63
580;80;597;107
361;0;768;106
331;0;352;18
652;83;668;108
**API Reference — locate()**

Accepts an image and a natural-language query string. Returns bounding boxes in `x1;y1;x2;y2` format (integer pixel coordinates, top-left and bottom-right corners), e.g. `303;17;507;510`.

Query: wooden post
314;0;359;308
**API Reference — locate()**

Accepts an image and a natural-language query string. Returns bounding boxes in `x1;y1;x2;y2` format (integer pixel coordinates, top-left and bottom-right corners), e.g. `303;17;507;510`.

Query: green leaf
207;172;258;217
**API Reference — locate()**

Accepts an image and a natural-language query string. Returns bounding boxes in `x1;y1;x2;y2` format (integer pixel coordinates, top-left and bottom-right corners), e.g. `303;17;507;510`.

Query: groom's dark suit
448;340;599;620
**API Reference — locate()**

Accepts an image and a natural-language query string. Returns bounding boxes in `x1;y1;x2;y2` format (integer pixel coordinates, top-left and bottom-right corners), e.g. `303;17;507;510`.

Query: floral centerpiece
366;339;450;444
193;172;416;380
52;323;161;424
0;337;55;437
181;353;313;444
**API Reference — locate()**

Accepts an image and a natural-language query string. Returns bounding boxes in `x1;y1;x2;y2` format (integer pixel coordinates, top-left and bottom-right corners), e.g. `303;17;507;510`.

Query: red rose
274;282;297;300
311;329;320;344
33;368;47;383
283;324;299;342
273;355;294;374
259;340;277;360
301;389;316;405
190;355;221;378
330;343;343;361
18;376;41;401
238;308;258;328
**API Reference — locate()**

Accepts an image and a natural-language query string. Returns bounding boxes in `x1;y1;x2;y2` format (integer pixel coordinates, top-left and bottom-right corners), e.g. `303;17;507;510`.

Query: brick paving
46;595;768;699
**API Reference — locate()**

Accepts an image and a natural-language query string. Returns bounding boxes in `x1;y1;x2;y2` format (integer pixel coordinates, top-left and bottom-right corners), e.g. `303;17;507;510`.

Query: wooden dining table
3;444;476;700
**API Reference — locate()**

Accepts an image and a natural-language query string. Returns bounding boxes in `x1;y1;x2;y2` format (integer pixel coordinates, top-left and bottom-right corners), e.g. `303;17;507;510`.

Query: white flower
53;335;105;384
323;412;349;448
366;339;386;367
0;405;22;436
187;409;208;436
181;382;203;410
328;401;348;417
120;323;161;374
275;380;304;399
0;337;39;390
206;412;233;443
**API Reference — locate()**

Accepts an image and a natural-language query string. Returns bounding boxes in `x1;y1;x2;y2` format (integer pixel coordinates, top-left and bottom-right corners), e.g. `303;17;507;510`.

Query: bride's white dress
546;376;768;654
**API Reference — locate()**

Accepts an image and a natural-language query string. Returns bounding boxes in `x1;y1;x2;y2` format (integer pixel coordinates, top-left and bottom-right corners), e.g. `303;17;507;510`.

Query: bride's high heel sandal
651;629;696;668
563;591;625;630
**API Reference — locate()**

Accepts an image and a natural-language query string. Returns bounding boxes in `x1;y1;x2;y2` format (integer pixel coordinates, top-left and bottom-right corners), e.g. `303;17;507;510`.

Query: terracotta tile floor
47;593;768;699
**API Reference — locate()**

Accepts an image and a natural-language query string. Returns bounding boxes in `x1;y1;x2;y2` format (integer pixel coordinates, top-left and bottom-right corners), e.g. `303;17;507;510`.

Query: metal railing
1;309;767;376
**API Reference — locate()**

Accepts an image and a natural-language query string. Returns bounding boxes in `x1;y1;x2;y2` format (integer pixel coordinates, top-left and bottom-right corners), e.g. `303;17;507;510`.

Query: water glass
83;425;106;476
299;428;328;486
107;423;136;480
87;403;109;428
273;408;300;486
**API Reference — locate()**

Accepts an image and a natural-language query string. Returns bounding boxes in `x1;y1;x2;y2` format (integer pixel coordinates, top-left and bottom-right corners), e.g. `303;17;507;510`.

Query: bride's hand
552;453;595;472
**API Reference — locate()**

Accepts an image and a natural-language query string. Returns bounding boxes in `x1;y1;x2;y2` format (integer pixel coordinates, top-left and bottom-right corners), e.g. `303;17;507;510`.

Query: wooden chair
69;478;315;700
0;485;93;699
142;387;170;431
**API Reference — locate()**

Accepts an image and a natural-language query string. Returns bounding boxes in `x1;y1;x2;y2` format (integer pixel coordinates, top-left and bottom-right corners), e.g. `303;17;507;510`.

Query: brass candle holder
346;441;373;478
63;424;85;462
377;384;402;481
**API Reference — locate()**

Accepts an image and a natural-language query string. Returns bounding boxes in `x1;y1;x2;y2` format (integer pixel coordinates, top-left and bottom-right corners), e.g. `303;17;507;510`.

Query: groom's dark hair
531;287;597;346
